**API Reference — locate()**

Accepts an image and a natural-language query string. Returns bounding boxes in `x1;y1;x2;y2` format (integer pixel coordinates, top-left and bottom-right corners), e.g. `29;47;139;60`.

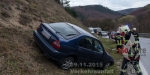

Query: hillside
130;4;150;32
0;0;85;74
117;8;140;15
72;5;122;21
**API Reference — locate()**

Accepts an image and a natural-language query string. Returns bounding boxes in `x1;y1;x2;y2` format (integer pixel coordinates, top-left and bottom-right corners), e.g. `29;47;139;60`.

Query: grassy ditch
0;26;123;75
98;37;123;75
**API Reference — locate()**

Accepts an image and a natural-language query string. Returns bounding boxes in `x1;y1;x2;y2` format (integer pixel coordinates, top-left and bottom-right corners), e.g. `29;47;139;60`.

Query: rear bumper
33;30;65;61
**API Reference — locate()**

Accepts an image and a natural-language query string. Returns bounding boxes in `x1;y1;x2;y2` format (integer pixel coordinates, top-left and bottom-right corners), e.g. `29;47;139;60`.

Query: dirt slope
0;0;85;75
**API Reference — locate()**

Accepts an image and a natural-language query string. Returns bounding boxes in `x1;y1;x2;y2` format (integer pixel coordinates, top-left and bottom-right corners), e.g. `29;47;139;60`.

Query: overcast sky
69;0;150;11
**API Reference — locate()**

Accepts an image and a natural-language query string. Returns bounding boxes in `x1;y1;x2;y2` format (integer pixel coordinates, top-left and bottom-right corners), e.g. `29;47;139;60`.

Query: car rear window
49;23;79;39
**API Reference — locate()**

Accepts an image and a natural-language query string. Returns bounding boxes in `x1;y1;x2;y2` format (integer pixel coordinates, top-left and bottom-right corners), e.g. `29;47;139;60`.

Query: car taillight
37;27;40;30
51;40;60;50
37;24;42;30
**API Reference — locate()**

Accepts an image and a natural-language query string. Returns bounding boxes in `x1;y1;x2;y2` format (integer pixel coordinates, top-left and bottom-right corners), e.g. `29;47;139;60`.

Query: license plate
42;29;51;39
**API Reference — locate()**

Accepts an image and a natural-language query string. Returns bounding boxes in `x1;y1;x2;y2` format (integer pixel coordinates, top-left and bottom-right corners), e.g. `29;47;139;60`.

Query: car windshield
49;23;79;38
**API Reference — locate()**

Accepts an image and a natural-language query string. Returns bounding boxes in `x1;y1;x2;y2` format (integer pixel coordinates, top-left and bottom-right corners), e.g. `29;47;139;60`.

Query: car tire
60;57;74;70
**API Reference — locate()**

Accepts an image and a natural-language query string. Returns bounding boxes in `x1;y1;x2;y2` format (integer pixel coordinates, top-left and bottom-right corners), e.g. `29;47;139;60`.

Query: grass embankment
0;26;71;75
0;0;122;75
0;0;83;75
0;24;123;75
0;27;123;75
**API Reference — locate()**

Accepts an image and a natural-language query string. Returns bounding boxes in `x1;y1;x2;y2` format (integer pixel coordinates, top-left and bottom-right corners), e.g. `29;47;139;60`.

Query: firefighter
132;27;140;49
120;26;142;75
115;31;123;53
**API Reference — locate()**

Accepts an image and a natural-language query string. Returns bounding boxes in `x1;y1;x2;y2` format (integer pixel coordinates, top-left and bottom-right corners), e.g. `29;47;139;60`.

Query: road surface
139;37;150;75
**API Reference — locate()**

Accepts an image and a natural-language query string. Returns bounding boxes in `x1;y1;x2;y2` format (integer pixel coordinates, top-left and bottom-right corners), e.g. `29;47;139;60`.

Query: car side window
94;40;103;54
79;37;93;50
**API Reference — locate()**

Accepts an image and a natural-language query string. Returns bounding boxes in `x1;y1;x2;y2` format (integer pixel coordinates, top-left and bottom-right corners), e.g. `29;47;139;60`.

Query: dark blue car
33;22;114;70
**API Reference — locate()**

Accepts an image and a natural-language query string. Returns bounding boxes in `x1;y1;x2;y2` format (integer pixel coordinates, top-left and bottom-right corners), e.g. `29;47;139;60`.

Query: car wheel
60;57;74;70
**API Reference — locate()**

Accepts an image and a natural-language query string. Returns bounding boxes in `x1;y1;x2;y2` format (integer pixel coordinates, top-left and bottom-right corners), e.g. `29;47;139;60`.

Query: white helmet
117;31;120;33
120;25;130;33
133;28;136;31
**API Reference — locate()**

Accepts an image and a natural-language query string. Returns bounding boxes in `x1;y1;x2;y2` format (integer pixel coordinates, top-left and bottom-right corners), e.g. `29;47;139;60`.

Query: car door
92;39;105;65
77;37;95;63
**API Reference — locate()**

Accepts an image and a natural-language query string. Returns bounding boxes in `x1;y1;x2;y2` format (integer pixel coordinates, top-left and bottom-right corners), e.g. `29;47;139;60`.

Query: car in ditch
33;22;114;70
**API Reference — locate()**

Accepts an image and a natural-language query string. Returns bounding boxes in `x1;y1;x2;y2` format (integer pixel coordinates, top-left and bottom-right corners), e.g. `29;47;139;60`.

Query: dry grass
0;11;11;18
0;26;68;75
0;0;85;75
19;13;32;25
0;0;123;75
0;26;120;74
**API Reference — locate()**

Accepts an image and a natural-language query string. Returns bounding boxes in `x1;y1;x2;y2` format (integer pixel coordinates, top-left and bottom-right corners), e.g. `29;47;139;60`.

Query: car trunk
37;23;61;50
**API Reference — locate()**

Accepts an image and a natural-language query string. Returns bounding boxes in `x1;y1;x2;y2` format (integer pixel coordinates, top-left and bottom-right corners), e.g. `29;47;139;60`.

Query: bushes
65;7;78;18
19;14;32;25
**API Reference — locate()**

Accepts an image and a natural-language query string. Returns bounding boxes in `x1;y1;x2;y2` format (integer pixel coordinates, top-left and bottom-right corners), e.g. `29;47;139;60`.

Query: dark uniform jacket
115;33;123;45
132;31;139;41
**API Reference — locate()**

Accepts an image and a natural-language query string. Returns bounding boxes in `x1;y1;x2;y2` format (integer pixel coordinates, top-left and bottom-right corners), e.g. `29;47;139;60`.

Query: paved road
139;37;150;75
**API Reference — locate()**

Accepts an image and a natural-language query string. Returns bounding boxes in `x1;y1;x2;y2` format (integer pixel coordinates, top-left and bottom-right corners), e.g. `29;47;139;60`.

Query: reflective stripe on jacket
116;35;123;45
